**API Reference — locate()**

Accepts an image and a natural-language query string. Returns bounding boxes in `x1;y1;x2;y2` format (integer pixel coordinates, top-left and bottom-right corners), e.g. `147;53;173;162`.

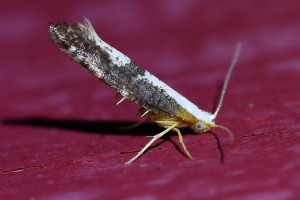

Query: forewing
49;19;200;121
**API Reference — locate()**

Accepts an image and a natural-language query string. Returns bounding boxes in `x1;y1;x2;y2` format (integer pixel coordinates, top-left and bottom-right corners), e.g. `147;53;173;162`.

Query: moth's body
49;19;240;164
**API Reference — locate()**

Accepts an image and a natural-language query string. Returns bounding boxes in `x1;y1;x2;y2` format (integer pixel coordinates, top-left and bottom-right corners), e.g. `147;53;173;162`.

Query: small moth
48;18;241;165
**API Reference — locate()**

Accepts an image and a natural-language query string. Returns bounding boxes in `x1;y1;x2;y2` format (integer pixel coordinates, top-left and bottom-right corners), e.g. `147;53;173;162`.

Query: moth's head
191;121;234;143
191;121;214;134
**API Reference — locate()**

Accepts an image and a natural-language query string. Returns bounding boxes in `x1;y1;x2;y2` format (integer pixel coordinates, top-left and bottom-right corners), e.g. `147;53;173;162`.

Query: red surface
1;0;300;199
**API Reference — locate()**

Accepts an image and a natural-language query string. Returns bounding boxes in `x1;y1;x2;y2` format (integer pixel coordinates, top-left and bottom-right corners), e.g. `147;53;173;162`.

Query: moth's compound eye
194;122;205;131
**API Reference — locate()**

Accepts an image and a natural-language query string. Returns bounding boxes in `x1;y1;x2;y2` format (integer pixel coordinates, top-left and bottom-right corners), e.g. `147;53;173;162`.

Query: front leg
172;128;194;161
124;122;178;165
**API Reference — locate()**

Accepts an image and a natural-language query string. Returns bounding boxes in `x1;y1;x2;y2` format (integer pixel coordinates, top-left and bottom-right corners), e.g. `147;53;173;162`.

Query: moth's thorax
174;104;214;123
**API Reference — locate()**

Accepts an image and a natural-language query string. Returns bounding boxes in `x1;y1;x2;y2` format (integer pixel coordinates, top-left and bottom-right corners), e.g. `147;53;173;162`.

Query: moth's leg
124;122;178;165
173;128;194;161
154;120;179;127
116;97;126;105
137;107;150;118
141;110;149;117
118;120;146;130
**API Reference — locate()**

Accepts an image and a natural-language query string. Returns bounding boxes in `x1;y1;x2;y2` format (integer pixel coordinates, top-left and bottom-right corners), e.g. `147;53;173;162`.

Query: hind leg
124;122;178;165
118;120;147;130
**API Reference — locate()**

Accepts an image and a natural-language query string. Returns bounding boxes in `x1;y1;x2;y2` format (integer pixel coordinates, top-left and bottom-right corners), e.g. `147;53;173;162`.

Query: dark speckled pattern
49;22;182;116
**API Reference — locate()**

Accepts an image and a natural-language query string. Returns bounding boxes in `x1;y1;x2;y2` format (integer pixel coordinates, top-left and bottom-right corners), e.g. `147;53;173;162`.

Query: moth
48;18;241;165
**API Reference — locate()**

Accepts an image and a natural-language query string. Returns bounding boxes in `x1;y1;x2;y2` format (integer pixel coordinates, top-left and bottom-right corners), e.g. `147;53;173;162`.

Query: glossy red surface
1;1;300;199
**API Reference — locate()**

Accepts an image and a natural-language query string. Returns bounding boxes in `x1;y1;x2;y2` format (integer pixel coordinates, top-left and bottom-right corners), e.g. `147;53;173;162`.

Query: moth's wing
49;19;204;123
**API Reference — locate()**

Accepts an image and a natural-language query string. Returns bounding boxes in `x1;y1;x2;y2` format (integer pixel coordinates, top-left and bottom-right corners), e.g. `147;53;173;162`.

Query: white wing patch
140;71;213;122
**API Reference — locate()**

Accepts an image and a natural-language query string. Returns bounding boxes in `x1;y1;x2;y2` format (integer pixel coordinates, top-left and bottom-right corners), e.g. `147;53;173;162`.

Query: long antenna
211;43;242;121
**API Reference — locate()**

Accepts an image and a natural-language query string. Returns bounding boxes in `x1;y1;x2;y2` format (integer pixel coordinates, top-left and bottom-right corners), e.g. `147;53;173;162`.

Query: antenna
211;43;242;121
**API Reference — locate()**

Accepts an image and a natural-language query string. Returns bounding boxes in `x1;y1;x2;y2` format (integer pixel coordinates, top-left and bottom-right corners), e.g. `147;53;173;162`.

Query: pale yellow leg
173;128;194;161
124;122;178;165
118;120;146;130
116;97;126;105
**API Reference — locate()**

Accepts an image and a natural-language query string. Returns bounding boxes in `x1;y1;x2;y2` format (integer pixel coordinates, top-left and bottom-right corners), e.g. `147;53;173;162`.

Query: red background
1;0;300;199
